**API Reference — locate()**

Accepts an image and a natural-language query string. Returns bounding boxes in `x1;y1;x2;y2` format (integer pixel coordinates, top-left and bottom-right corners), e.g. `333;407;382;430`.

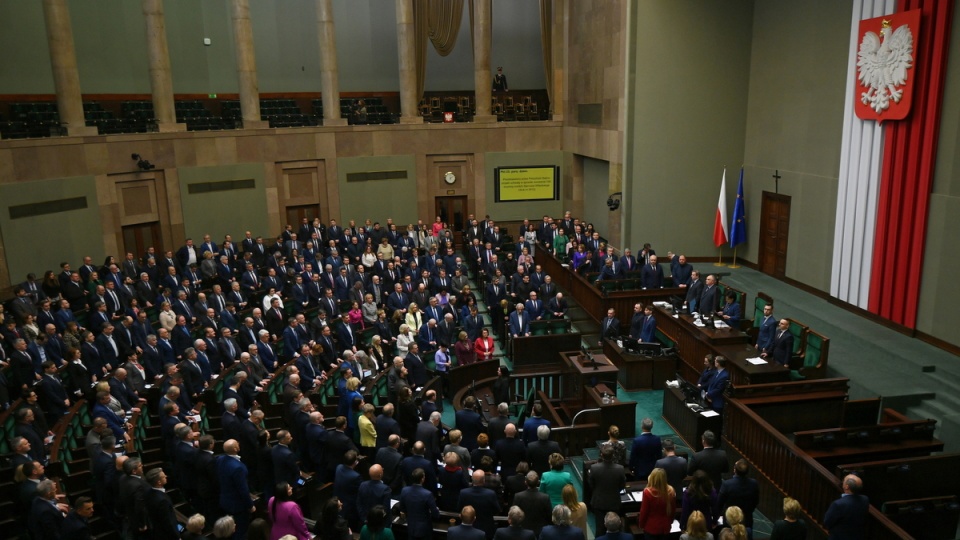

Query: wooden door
285;204;321;229
759;192;790;277
434;196;468;248
122;222;163;258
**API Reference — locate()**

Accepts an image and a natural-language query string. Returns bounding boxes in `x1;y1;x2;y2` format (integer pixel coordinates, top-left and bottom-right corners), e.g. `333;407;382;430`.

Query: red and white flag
713;168;729;247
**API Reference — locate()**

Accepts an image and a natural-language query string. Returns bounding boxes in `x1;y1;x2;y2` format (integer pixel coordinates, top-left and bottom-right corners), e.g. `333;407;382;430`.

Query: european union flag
729;168;747;248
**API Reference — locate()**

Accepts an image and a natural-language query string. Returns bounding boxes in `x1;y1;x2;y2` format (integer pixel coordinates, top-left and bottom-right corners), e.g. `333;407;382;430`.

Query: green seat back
531;321;550;336
548;320;569;334
599;280;620;293
655;329;676;349
753;296;769;327
805;331;823;368
621;279;639;291
788;320;806;354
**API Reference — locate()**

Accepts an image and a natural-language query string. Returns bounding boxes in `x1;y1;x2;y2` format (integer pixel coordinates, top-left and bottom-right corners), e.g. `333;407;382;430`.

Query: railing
723;398;915;539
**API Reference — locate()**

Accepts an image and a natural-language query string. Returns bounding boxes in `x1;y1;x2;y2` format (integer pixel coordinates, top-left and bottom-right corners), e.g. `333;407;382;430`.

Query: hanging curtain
413;0;465;100
539;0;553;106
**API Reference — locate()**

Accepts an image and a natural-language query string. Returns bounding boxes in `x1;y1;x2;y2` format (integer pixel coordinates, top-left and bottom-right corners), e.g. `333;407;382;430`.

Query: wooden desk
512;332;583;372
603;338;678;391
656;306;789;386
585;383;637;438
661;385;722;452
536;248;683;329
560;351;619;394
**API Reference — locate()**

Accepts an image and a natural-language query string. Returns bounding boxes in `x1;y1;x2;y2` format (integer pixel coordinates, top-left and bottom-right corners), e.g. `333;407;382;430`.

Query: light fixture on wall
607;192;622;211
131;153;155;171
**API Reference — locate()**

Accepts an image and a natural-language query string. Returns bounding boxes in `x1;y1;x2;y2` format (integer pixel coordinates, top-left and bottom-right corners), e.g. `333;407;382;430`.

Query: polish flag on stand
713;168;729;247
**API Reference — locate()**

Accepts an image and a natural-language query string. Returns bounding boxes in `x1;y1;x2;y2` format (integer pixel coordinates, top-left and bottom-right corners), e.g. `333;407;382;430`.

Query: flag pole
729;247;740;269
714;248;726;267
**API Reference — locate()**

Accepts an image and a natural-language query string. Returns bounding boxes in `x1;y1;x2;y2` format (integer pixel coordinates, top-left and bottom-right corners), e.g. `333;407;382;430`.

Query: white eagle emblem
857;20;914;114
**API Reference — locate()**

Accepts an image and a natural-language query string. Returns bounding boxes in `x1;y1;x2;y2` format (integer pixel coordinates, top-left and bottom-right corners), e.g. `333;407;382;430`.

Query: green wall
624;0;754;256
177;163;268;241
337;155;418;225
741;0;850;291
485;151;564;220
917;2;960;344
0;176;103;281
582;157;611;235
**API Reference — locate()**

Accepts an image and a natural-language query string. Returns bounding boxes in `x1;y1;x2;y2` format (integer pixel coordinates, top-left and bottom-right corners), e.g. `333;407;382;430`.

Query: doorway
285;204;321;229
122;222;163;258
759;192;790;277
434;196;468;248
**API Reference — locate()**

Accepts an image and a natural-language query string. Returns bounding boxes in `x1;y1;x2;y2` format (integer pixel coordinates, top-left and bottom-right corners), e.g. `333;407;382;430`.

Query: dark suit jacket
706;368;730;411
699;284;719;315
494;525;536;540
589;461;626;511
629;432;662;479
539;525;585;540
450;523;488;540
217;455;252;514
375;446;404;491
144;488;178;540
688;447;729;490
640;264;664;289
29;497;65;540
60;511;91;540
455;409;486;451
719;474;759;527
118;474;150;531
272;443;300;485
600;316;620;340
654;454;688;499
495;437;527;476
823;493;869;540
526;440;561;475
458;486;501;539
771;329;795;366
397;485;440;539
512;488;553;536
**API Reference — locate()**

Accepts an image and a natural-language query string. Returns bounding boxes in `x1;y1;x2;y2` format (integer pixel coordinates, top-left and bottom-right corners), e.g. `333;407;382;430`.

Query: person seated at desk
718;292;740;328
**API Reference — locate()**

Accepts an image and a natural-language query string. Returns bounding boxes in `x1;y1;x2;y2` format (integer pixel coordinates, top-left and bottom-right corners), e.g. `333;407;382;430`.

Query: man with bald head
217;439;255;539
358;464;392;526
495;423;527;478
824;474;869;540
458;471;502;540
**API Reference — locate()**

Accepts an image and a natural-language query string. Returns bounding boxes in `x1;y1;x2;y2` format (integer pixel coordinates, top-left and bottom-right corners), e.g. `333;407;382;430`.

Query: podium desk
560;351;619;394
603;338;678;391
661;385;722;452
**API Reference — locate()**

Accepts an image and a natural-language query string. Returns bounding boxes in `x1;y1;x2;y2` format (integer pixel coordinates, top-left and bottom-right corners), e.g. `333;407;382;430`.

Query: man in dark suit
763;318;795;367
509;303;530;338
526;425;561;475
358;463;393;524
272;430;302;485
495;424;527;477
698;274;720;315
600;308;620;344
29;479;65;540
688;430;729;489
754;303;778;354
375;434;404;492
589;445;626;537
218;440;255;539
325;417;359;481
143;467;178;540
375;404;402;448
640;255;664;289
400;442;438;494
629;418;662;480
397;467;440;540
823;474;869;540
546;292;568;320
719;459;760;530
705;356;731;412
335;450;363;530
415;412;442;463
512;472;552;536
456;396;487;451
654;438;687;501
193;435;220;522
60;495;95;540
118;458;150;539
449;504;489;540
404;344;428;388
495;506;537;540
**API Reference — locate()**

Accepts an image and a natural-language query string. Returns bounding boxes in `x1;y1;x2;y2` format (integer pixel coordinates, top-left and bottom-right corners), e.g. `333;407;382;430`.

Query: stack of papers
746;357;768;365
700;410;720;417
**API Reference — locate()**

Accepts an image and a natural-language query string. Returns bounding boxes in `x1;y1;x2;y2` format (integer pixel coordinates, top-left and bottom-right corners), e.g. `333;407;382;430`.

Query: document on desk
746;357;768;365
700;410;720;417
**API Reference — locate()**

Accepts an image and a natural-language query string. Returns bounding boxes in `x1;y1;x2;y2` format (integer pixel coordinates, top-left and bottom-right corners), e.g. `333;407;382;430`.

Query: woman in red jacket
638;468;676;540
474;327;496;361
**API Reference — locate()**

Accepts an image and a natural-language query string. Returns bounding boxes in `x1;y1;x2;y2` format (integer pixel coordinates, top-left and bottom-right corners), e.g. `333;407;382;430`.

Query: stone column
316;0;346;126
472;0;496;123
396;0;422;124
229;0;269;129
142;0;184;132
41;0;96;136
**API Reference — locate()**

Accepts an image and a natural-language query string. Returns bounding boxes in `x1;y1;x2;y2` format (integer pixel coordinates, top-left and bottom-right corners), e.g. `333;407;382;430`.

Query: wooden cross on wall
772;169;782;193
